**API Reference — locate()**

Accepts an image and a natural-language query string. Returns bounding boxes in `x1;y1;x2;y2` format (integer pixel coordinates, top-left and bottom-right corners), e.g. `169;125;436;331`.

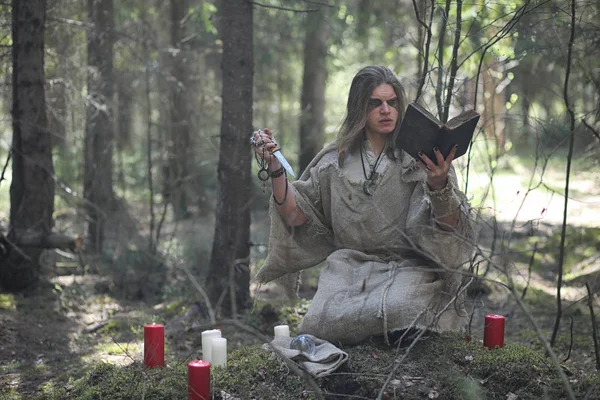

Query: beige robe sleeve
254;147;337;285
404;163;477;271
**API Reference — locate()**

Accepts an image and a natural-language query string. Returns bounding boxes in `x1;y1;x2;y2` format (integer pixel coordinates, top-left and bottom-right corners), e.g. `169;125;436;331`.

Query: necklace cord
360;142;386;181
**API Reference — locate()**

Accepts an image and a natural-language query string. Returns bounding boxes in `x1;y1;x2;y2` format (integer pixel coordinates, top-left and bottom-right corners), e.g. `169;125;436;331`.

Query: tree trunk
115;72;133;196
207;0;253;316
84;0;114;253
166;0;192;220
299;9;329;174
2;0;55;290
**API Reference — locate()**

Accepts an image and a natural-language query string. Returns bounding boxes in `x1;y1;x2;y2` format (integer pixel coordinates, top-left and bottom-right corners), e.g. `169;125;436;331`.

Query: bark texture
207;0;253;315
3;0;55;290
166;0;192;220
299;9;329;174
84;0;115;252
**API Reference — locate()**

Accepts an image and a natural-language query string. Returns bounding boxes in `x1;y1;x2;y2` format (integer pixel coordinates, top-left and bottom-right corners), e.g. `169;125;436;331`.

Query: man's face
364;83;399;138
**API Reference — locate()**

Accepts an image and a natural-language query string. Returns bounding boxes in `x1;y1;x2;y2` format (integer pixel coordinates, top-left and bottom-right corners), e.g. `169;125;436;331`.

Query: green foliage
0;293;16;311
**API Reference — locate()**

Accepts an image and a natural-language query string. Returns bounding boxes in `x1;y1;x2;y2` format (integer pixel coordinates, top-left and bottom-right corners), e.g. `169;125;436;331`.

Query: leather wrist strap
270;167;285;179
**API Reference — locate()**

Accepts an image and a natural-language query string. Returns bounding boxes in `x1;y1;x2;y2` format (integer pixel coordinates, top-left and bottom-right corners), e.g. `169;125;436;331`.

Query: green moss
213;344;314;399
32;332;597;400
37;362;187;400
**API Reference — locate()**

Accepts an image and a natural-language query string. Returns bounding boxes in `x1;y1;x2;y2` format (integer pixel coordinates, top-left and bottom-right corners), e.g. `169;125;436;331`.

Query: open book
396;102;480;164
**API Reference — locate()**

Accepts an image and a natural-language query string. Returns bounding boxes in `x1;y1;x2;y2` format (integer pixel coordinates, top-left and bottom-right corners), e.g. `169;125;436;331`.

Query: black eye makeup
368;97;399;109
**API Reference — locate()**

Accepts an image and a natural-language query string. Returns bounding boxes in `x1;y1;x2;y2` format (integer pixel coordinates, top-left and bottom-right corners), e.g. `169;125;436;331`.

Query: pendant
363;180;375;196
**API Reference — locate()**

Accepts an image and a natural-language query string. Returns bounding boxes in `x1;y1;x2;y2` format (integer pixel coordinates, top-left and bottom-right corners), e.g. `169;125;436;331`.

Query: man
251;65;476;345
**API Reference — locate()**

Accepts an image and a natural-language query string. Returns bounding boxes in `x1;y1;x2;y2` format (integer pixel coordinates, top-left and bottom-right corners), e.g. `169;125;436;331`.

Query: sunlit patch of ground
460;167;600;226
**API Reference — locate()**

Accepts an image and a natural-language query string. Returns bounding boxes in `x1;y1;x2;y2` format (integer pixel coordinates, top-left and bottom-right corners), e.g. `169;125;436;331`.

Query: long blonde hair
337;66;408;166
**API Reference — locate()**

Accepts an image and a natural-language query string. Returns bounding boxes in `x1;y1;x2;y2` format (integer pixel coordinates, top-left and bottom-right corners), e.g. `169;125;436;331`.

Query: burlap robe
255;142;477;345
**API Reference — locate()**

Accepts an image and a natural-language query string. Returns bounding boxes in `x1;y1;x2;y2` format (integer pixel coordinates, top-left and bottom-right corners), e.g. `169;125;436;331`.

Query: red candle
144;323;165;368
188;360;211;400
483;314;505;349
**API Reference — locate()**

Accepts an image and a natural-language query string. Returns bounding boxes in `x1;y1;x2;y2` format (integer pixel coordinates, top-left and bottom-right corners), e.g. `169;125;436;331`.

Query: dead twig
412;0;434;102
582;118;600;141
585;283;600;371
0;151;10;187
442;0;463;123
551;0;577;348
180;263;217;325
520;241;538;300
562;315;574;363
247;1;318;13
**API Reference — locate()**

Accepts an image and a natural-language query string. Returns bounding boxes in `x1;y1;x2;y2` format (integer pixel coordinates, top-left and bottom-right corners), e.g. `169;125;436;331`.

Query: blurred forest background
1;0;600;398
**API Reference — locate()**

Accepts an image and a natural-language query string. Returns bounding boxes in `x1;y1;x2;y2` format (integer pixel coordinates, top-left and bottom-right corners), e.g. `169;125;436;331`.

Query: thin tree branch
563;315;574;363
180;262;216;325
300;0;335;8
464;0;533;195
585;282;600;371
377;278;475;399
509;283;576;400
247;0;318;13
457;0;550;71
551;0;577;348
142;32;156;254
413;0;434;102
435;1;450;120
582;118;600;141
473;1;531;107
0;151;10;187
520;241;538;300
442;0;462;123
154;201;169;250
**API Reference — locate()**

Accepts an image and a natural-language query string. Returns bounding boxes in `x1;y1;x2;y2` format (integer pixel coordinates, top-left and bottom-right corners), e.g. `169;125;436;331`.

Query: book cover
395;102;480;165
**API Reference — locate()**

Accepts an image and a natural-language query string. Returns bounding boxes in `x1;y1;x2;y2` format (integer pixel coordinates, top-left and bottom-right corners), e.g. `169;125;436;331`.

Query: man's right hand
251;128;281;170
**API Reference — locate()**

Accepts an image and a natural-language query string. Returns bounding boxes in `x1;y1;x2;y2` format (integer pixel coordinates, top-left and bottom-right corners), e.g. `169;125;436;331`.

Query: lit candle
483;314;505;349
144;323;165;368
211;337;227;368
188;360;210;400
274;324;290;337
201;329;221;363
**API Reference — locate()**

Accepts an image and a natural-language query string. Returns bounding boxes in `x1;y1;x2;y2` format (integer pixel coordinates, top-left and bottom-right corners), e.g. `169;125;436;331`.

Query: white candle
274;324;290;337
211;337;227;368
201;329;221;363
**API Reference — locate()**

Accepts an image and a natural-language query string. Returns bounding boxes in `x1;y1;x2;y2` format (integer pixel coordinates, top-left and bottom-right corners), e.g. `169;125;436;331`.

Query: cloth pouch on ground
263;334;348;378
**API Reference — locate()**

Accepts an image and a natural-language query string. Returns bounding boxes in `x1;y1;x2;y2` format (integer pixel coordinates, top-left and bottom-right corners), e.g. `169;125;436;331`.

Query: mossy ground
24;332;598;400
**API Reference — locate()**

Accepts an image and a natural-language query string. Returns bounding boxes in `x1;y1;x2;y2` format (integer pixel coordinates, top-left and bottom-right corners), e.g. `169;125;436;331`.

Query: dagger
271;146;296;178
257;129;296;178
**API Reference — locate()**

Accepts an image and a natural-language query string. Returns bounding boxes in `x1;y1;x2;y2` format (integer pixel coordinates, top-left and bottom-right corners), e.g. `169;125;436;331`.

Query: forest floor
1;159;599;399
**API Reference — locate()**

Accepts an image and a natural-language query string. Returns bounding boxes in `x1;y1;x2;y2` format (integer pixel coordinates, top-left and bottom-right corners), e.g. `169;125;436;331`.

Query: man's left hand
416;145;458;190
